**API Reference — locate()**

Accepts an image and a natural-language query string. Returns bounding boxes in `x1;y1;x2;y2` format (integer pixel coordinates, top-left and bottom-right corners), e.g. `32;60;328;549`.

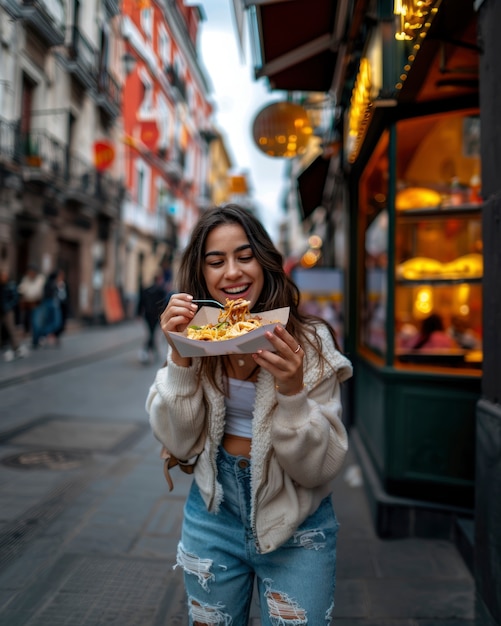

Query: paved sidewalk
0;321;496;625
0;320;144;389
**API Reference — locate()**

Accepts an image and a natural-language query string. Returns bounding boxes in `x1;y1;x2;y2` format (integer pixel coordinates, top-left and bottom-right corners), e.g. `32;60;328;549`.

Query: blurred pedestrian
1;268;29;361
160;256;173;294
137;271;168;364
18;264;45;338
146;204;353;624
411;313;458;350
54;269;69;345
32;270;62;348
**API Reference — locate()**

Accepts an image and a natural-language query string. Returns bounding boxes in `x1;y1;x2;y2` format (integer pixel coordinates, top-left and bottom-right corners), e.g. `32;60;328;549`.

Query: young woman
146;204;352;625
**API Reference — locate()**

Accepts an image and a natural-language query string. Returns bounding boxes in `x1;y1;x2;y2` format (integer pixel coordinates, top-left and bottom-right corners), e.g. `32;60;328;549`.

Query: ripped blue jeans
176;445;340;626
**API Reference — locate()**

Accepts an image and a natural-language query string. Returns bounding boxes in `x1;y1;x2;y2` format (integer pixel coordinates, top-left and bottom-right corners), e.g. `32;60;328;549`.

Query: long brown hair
176;204;341;390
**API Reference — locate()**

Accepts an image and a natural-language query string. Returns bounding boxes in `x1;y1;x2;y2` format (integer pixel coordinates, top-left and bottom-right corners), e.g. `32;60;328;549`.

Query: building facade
0;0;235;324
120;0;216;314
0;0;123;323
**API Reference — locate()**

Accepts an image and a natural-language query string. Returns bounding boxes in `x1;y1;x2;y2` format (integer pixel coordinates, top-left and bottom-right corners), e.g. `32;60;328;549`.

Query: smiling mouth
222;285;250;296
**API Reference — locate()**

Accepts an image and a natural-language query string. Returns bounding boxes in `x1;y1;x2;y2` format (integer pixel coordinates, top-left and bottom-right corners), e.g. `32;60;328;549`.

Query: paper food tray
167;306;290;357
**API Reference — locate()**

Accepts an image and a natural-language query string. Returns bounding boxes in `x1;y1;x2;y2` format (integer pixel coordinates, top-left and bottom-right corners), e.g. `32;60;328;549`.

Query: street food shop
344;0;481;534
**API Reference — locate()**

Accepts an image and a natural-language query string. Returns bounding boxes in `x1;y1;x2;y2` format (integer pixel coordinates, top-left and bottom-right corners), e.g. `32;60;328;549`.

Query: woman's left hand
252;325;304;396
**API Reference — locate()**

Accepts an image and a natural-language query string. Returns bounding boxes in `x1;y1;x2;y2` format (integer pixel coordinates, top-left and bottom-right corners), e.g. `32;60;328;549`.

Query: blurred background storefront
234;0;500;623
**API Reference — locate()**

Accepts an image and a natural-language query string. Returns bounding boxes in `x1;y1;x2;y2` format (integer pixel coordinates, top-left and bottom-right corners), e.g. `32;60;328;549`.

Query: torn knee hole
175;543;215;591
188;597;232;625
265;588;307;623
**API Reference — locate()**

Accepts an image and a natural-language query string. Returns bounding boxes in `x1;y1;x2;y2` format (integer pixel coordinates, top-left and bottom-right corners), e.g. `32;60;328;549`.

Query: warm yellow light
300;249;321;268
457;283;471;303
252;102;312;158
394;0;403;14
396;187;441;210
308;235;323;249
394;0;436;41
454;283;471;317
414;286;433;317
347;58;373;161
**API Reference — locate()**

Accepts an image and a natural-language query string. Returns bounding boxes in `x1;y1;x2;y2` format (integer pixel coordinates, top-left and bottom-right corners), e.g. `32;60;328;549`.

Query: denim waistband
217;444;251;474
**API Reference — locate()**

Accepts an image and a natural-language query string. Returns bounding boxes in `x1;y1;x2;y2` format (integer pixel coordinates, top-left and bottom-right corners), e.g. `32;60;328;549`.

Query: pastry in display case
394;205;482;368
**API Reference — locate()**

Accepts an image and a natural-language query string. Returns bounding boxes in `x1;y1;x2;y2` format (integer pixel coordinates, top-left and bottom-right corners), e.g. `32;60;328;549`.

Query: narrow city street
0;322;485;625
0;323;192;625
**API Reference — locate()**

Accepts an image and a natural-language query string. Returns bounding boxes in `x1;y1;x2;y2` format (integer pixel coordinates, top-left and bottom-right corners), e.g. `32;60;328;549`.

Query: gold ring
294;344;301;353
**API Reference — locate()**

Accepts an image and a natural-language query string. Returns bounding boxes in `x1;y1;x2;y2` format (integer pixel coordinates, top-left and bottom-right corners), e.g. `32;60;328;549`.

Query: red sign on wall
140;121;159;151
93;141;115;172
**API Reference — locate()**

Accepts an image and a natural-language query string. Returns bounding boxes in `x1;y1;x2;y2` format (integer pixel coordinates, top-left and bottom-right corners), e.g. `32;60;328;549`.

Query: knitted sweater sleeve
270;328;352;488
146;357;206;460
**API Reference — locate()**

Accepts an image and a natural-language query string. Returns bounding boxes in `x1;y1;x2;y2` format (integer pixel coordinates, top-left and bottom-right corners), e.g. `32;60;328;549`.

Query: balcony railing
165;66;187;101
161;143;185;182
65;151;97;201
21;129;66;178
96;171;122;217
67;26;98;90
0;118;18;161
19;0;65;46
0;120;123;208
96;69;121;119
173;144;186;170
66;153;121;214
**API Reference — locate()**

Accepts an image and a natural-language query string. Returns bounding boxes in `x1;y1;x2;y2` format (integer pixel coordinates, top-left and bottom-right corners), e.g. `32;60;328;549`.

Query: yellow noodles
187;298;263;341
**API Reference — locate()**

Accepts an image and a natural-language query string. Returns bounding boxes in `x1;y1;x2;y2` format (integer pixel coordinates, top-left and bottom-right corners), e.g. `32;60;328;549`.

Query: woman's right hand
160;293;198;366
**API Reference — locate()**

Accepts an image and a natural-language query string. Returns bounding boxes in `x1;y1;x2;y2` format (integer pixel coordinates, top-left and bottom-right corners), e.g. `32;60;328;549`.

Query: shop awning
297;155;331;220
247;0;347;92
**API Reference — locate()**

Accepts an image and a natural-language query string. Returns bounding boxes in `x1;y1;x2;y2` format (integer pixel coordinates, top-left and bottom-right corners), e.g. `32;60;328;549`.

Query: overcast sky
199;0;287;239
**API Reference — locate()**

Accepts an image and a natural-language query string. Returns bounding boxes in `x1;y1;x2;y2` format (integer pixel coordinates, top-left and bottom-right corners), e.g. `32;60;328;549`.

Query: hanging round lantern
252;102;313;158
93;140;115;172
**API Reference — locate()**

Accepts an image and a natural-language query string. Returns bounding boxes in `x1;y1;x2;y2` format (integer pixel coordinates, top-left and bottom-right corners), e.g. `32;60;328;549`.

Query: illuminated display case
360;112;483;373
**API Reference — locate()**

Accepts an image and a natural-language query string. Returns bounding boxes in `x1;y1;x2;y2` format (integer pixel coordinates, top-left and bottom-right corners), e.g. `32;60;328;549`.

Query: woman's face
202;223;264;309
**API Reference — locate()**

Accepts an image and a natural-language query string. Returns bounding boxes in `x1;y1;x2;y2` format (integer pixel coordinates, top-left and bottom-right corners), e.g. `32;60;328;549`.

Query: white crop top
224;378;256;438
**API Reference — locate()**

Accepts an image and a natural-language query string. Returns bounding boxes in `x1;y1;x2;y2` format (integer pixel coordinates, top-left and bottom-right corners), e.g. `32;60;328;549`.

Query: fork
192;299;250;309
192;299;225;308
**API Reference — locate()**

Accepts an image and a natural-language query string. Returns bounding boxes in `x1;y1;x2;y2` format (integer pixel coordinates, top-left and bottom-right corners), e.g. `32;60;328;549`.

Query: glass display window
359;131;390;358
359;110;482;372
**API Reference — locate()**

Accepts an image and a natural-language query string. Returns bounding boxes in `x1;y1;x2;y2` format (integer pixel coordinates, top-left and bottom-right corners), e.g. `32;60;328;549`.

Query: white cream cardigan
147;322;353;553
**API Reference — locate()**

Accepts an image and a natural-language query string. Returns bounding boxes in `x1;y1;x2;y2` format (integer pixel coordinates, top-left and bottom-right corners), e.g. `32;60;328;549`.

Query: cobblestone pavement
0;321;495;625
